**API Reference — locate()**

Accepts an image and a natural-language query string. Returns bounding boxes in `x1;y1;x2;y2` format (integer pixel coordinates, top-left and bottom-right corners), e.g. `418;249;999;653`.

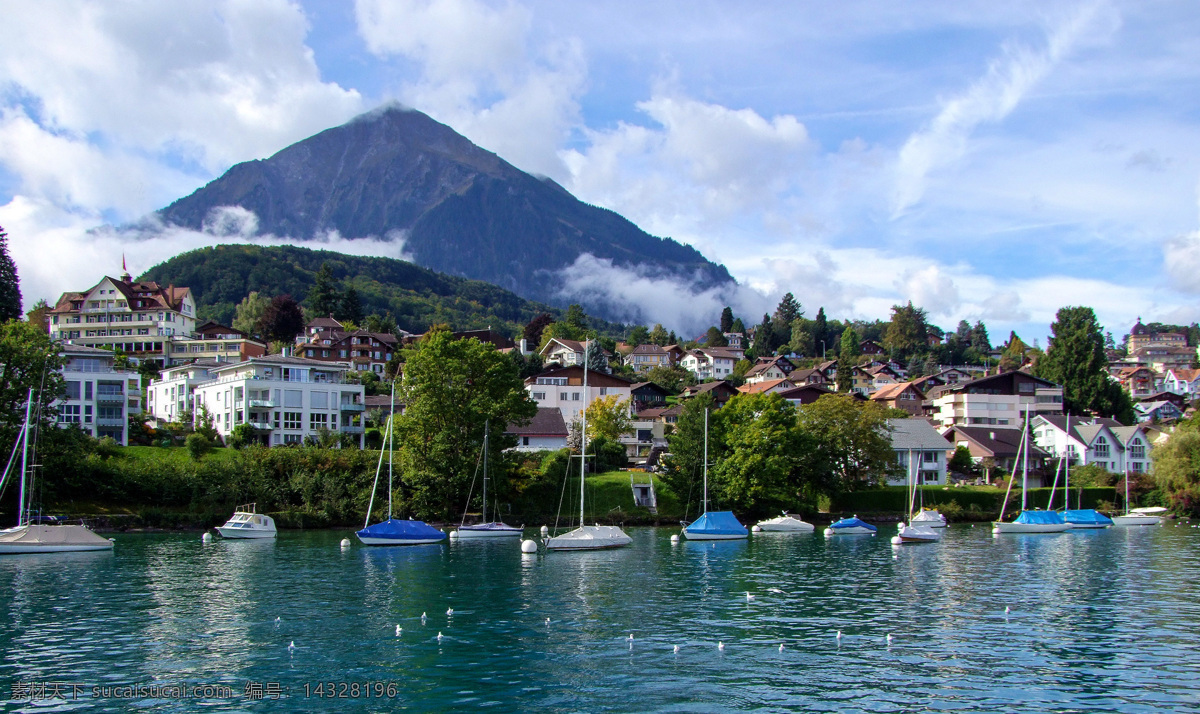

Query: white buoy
521;539;538;553
1005;606;1010;614
670;534;679;543
752;525;762;532
449;530;459;539
447;608;454;617
545;618;550;625
890;535;902;545
396;625;402;636
339;538;350;548
718;642;725;651
540;525;549;536
626;633;634;642
201;532;212;543
824;528;834;537
437;632;443;642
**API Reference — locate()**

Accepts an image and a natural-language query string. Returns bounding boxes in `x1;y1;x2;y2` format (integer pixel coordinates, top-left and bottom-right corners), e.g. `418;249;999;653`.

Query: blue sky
2;0;1199;342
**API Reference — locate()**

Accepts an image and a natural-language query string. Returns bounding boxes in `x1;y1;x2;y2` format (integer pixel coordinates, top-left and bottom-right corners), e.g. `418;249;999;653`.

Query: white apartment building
679;348;740;381
932;372;1064;430
57;344;142;445
524;365;633;427
146;360;222;424
192;356;365;447
48;270;197;360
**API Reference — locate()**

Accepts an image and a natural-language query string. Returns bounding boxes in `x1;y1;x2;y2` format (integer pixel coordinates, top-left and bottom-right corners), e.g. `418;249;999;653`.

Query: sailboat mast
908;448;917;519
481;420;489;523
387;380;395;521
1020;410;1030;511
702;408;709;513
17;389;32;527
1064;414;1071;509
580;340;589;526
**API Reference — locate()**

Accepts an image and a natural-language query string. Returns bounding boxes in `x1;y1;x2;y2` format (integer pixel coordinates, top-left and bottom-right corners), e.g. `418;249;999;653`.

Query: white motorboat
451;421;523;540
755;514;816;532
546;341;631;552
1113;506;1166;527
0;391;114;555
216;504;277;539
891;521;941;544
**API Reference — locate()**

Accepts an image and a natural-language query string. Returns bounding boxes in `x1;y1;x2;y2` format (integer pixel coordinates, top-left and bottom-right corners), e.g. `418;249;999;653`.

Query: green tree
753;313;776;357
643;364;695;394
884;301;928;361
339;285;364;324
258;294;305;343
585;341;609;373
948;445;975;475
364;312;399;336
232;292;270;336
25;298;51;331
970;321;991;352
563;304;589;333
788;320;815;357
648;323;669;346
704;326;728;347
795;394;894;492
0;225;22;322
185;432;212;460
730;317;746;336
395;331;538;519
712;392;803;513
627;325;649;347
1034;306;1135;423
1151;418;1200;515
0;320;65;447
308;262;341;318
836;326;860;392
772;293;802;349
813;308;828;355
662;393;722;510
998;332;1028;372
194;404;220;441
584;394;632;442
719;307;735;334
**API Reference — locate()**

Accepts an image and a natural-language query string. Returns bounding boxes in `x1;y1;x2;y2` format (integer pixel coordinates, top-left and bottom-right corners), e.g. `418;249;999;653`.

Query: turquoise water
2;524;1199;712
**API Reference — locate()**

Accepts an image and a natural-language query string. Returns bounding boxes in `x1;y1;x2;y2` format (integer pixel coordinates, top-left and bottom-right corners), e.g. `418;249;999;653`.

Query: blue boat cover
357;518;447;541
1063;509;1114;526
829;517;877;532
685;511;748;536
1013;510;1066;525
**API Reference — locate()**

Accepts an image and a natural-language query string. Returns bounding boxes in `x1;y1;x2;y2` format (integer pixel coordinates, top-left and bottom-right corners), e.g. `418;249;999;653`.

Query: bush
227;423;256;450
186;433;212;461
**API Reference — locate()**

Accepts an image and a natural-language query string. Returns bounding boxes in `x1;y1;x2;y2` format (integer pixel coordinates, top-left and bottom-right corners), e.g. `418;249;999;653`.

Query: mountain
157;105;735;321
138;244;623;337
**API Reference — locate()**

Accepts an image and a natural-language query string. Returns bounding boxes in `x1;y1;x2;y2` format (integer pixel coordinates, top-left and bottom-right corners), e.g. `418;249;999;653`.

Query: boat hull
1111;515;1161;527
682;531;748;541
357;535;447;546
910;512;948;528
755;516;815;532
992;522;1070;533
216;527;276;539
0;525;114;554
453;524;523;539
891;524;942;543
825;526;875;536
545;525;631;551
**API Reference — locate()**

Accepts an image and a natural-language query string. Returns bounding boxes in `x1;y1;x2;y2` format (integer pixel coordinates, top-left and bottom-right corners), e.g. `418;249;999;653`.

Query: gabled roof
307;316;343;330
631;343;669;355
636;404;684;419
1166;368;1200;382
630;381;671;397
1075;424;1124;451
952;370;1059;394
541;337;586;355
943;426;1049;459
888;419;952;451
682;380;738;398
525;365;633;388
1109;425;1146;445
52;276;191;314
506;407;568;437
871;382;924;401
738;378;794;394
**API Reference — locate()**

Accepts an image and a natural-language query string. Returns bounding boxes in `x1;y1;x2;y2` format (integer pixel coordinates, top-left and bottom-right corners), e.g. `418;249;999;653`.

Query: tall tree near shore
232;292;270;337
719;306;735;334
1034;306;1136;423
836;326;860;392
0;225;22;322
0;320;64;448
308;262;341;318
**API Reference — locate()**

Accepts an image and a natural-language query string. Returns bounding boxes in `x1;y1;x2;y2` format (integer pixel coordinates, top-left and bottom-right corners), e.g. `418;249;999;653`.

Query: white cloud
890;1;1119;217
354;0;585;179
0;0;363;217
894;265;961;317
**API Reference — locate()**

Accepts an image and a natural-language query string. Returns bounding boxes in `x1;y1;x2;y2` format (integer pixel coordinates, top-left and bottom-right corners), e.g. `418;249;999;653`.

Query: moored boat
755;514;815;532
910;509;948;528
216;504;277;539
891;522;941;544
993;412;1069;534
824;516;877;536
681;408;747;542
1063;509;1113;529
450;421;523;540
1112;507;1165;527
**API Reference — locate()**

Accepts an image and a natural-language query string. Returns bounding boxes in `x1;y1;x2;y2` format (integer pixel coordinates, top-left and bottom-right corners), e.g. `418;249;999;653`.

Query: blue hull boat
357;518;447;546
824;516;877;536
1064;509;1113;529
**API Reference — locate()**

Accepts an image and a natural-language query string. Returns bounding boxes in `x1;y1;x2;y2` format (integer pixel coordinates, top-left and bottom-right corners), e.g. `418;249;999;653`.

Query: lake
2;523;1198;712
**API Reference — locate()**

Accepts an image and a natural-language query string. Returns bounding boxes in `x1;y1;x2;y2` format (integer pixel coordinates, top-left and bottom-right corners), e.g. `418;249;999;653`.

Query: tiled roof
946;426;1049;459
506;407;568;436
888;418;952;450
871;382;922;401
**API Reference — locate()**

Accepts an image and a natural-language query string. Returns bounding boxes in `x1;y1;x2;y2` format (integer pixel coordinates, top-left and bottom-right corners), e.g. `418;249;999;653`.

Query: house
932;371;1064;430
723;333;745;350
777;384;849;408
816;360;838;383
847;365;874;396
859;339;886;356
743;356;795;385
618;416;667;461
506;407;569;452
887;419;952;486
190;356;365;447
871;382;926;416
1032;415;1150;474
540;338;587;369
934;367;974;385
56;344;142;445
679;348;741;381
866;364;903;392
1127;319;1189;353
737;378;797;395
627;343;674;373
1115;345;1196;374
364;394;403;419
910;373;946;394
525;365;633;426
630;382;671;412
637;404;684;426
146;359;221;425
47;266;197;363
1162;368;1200;399
1135;400;1183;424
164;321;267;365
941;425;1051;483
788;368;827;387
1113;366;1158;399
1139;391;1188;409
296;328;398;374
680;380;739;408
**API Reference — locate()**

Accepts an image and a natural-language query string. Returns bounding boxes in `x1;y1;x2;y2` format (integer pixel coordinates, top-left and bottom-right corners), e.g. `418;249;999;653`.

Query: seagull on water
673;645;680;654
886;634;893;644
288;641;295;653
421;612;427;624
545;618;551;625
1005;606;1011;614
274;617;281;628
718;642;725;651
836;630;842;641
396;625;402;636
778;643;784;652
437;632;443;642
745;592;755;602
447;607;454;617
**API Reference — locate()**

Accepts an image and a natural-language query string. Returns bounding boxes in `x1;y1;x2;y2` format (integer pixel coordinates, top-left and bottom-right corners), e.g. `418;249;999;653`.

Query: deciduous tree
795;394;894;492
662;392;723;510
712;392;804;513
584;394;632;442
258;294;305;344
232;292;270;336
0;320;65;448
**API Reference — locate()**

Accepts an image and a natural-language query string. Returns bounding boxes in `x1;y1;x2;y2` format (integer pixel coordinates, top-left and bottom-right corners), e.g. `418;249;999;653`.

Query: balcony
341;424;365;434
96;392;125;404
248;421;273;431
340;402;366;412
249;399;277;408
97;417;125;427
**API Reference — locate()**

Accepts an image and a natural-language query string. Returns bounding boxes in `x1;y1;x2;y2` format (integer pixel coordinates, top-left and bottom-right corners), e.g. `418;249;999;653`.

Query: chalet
539;338;587;368
525;365;633;425
680;380;739;408
1113;366;1157;399
628;343;674;373
630;382;671;412
737;378;797;395
941;425;1051;484
860;339;886;356
1162;368;1200;399
743;356;795;384
870;382;926;416
296;328;398;374
777;384;848;408
787;368;827;386
1136;400;1183;424
887;419;952;486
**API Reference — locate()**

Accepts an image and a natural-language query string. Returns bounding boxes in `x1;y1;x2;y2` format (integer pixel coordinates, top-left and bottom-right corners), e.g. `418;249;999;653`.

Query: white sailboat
892;449;941;544
1112;467;1163;526
451;421;522;539
356;382;447;546
545;340;632;551
0;390;114;555
992;411;1068;534
755;513;815;532
1059;414;1112;529
683;408;748;541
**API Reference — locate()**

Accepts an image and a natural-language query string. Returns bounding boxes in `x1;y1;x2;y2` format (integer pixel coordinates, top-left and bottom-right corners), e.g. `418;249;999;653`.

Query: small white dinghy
216;504;277;539
755;513;815;533
891;521;942;544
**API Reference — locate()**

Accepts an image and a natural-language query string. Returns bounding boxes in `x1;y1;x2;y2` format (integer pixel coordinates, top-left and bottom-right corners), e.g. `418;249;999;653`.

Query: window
1094;438;1110;458
310;413;328;429
98;406;122;420
85;382;93;400
1131;442;1145;459
923;451;939;463
522;437;530;446
1132;461;1144;472
560;392;567;401
65;381;81;400
532;392;546;401
311;391;329;409
284;412;302;430
284;434;302;444
284;390;303;408
59;405;81;423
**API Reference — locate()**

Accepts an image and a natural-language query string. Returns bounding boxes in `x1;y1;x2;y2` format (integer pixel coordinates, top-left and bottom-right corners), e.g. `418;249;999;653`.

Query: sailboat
992;411;1069;534
355;382;447;546
0;390;114;554
1060;414;1113;529
892;449;941;544
682;408;748;541
451;421;522;539
545;340;632;551
1112;466;1163;526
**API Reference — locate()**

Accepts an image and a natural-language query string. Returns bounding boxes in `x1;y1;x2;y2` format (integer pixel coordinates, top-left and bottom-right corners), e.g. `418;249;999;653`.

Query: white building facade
57;344;142;445
146;360;221;425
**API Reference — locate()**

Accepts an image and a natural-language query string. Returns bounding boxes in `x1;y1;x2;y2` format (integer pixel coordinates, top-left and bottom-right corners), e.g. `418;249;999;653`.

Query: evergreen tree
813;308;828;355
564;304;589;333
754;313;776;355
627;325;649;347
836;326;860;392
649;323;669;346
1034;306;1136;423
667;330;678;345
719;306;735;334
339;285;364;325
0;225;22;322
772;293;802;349
585;341;609;373
730;318;746;336
884;301;928;361
704;326;728;347
308;262;341;318
998;333;1027;372
969;321;991;352
955;319;972;343
788;319;814;357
